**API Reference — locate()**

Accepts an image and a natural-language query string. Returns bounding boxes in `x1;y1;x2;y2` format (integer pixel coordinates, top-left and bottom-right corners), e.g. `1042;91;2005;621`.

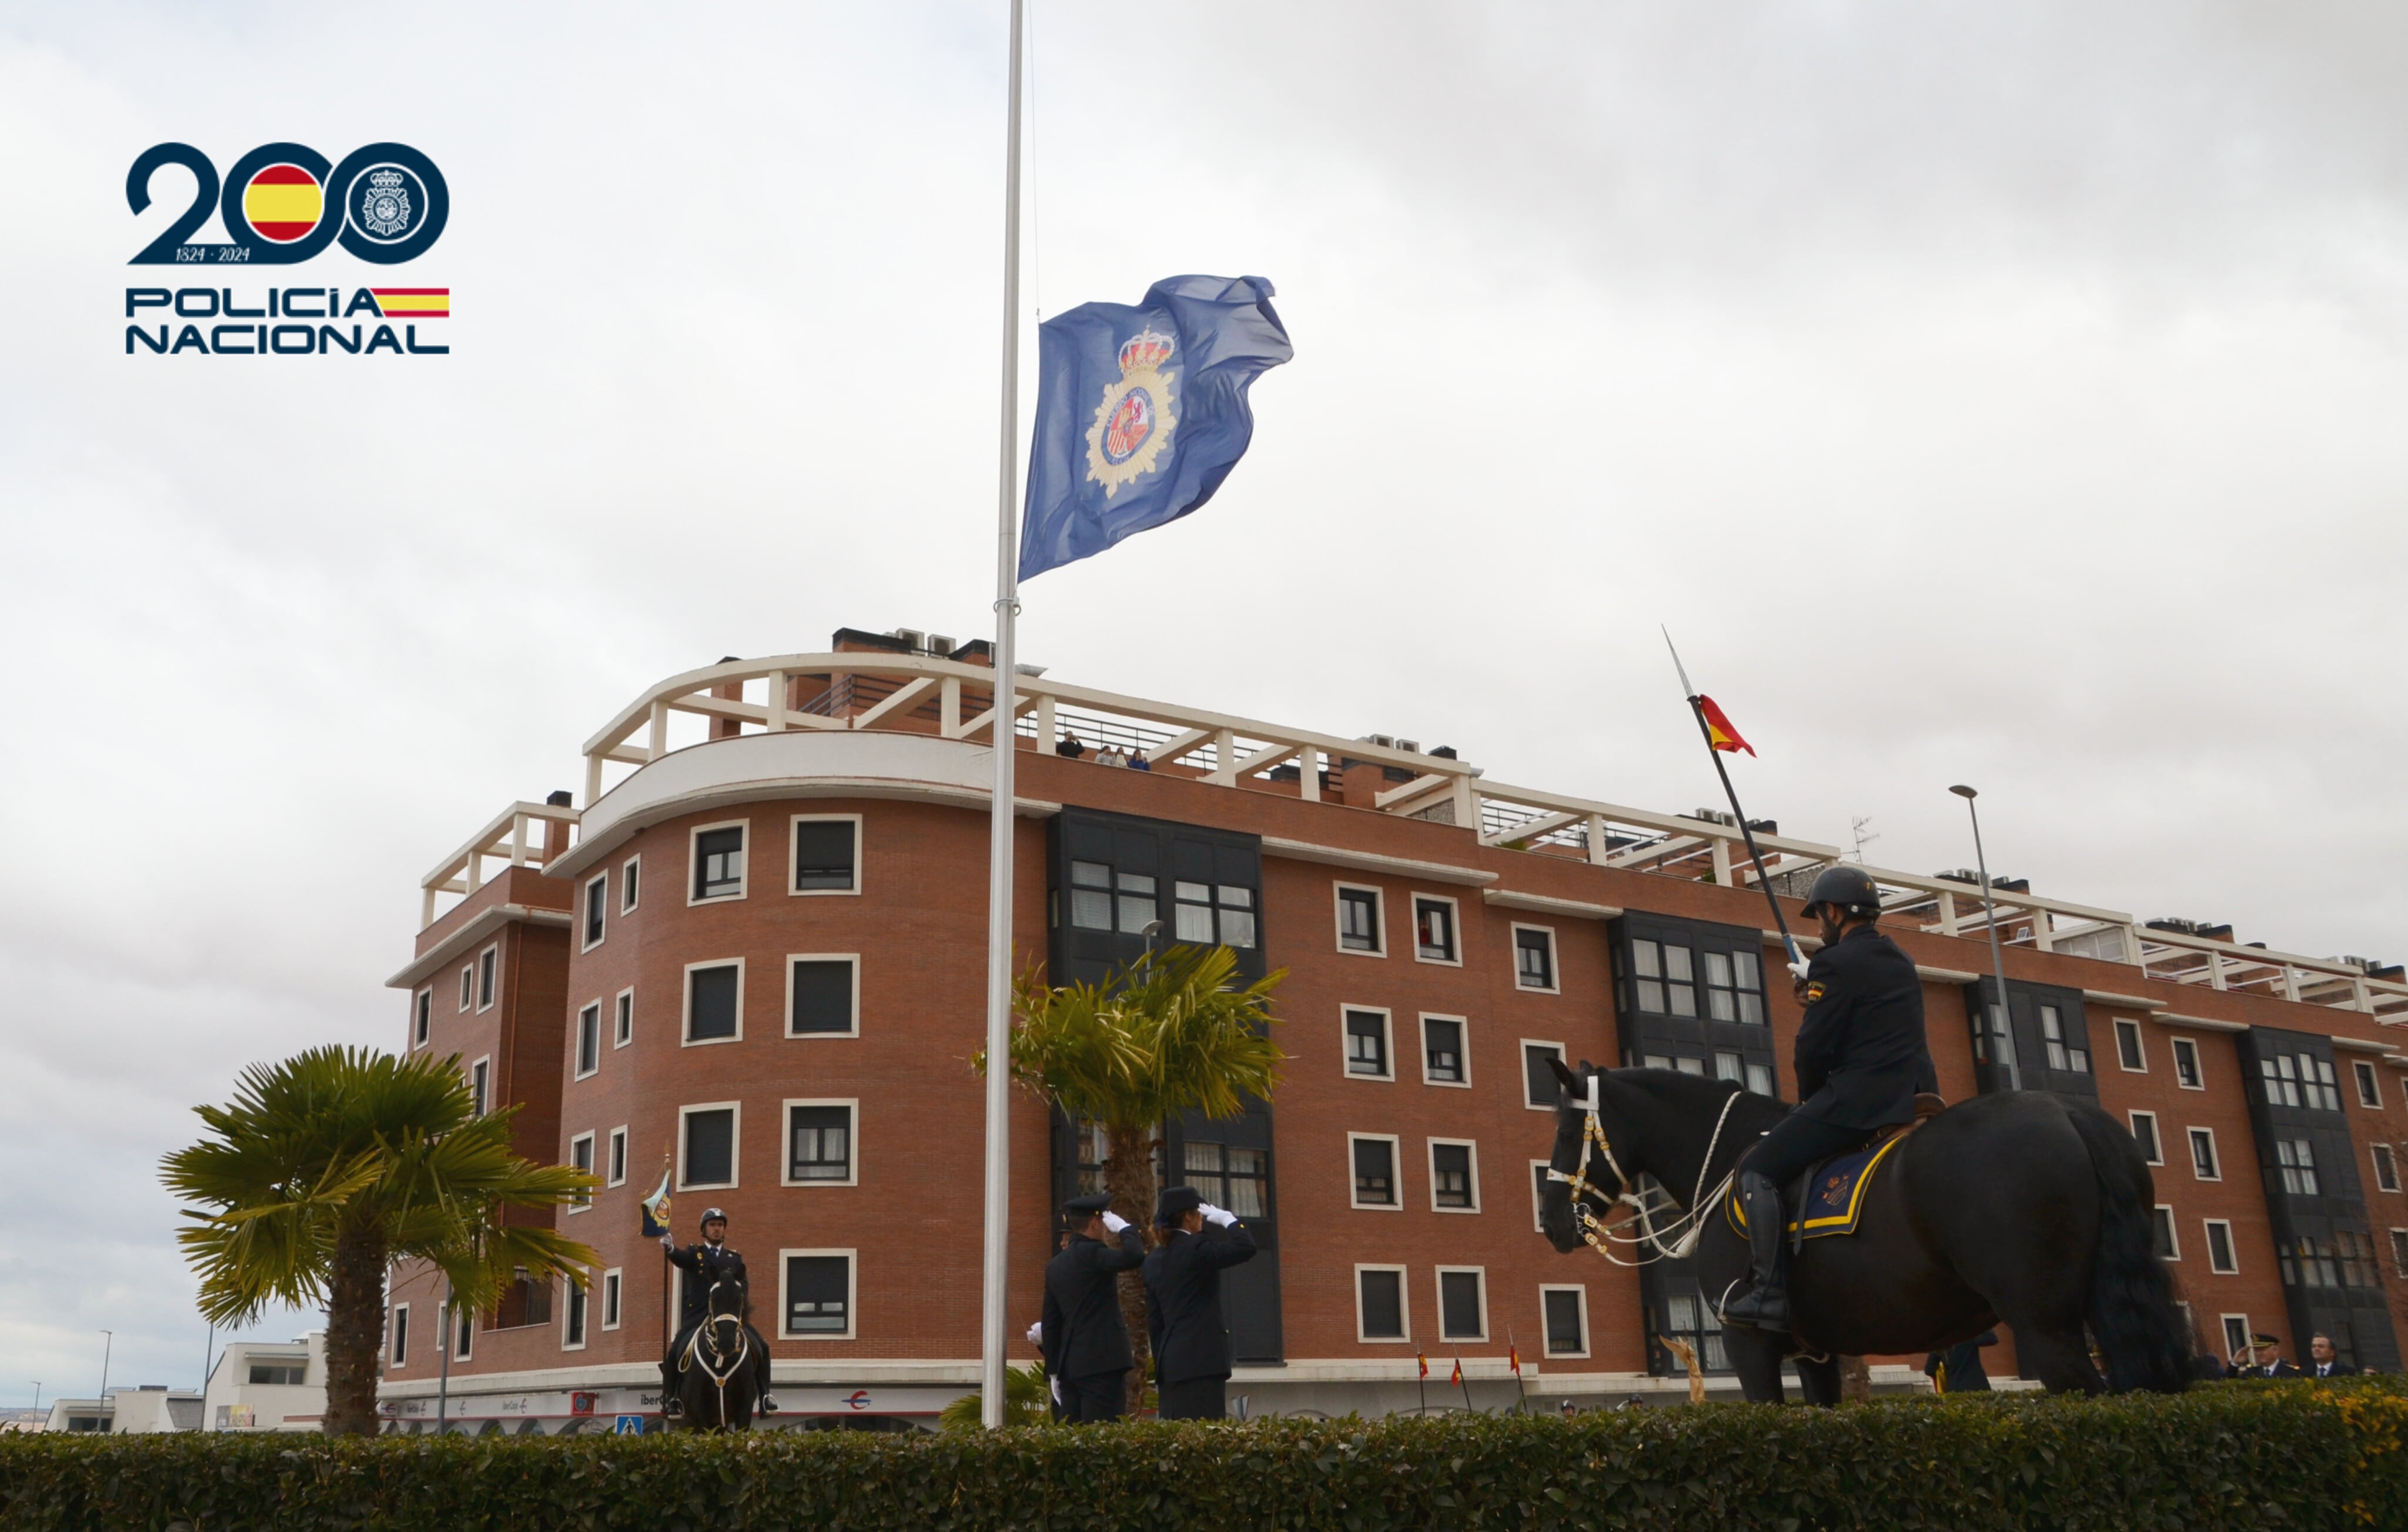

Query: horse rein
677;1278;752;1427
1547;1076;1746;1267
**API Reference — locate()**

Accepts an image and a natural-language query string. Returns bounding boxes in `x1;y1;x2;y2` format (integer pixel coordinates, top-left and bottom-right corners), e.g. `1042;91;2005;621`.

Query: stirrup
757;1393;778;1414
1721;1283;1790;1333
661;1396;685;1419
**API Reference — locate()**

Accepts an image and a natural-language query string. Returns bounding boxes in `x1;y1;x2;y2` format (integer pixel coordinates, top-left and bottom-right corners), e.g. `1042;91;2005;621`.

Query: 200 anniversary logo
122;141;452;357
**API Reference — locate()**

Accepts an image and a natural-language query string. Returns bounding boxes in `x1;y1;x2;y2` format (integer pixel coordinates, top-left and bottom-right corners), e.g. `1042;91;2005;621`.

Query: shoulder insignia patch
1804;981;1828;1004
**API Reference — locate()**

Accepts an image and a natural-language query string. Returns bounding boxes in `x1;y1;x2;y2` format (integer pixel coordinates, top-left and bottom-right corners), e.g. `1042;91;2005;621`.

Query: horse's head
1539;1057;1630;1253
705;1276;747;1326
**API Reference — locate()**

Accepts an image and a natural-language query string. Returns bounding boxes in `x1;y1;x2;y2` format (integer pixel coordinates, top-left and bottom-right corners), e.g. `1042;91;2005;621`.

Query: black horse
671;1277;762;1430
1539;1061;2195;1403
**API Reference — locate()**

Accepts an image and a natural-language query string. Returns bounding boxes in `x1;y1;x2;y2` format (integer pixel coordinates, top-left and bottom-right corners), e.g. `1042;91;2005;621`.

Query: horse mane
1592;1066;1792;1205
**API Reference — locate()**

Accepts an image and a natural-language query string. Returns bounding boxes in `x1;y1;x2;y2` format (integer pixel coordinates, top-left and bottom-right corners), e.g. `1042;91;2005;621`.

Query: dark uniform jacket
1142;1223;1258;1385
1042;1227;1147;1380
1794;925;1939;1130
667;1242;749;1329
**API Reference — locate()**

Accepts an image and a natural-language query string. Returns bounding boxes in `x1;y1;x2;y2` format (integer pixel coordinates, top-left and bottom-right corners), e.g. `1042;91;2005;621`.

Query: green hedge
6;1380;2405;1532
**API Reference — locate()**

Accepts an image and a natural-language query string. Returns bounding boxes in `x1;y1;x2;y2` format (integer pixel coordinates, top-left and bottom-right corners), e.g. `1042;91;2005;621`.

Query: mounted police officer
1142;1185;1257;1420
1721;864;1938;1332
657;1208;776;1418
1041;1193;1147;1422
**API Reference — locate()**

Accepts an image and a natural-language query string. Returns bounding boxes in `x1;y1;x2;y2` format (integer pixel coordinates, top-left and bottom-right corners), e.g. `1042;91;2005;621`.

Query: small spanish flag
1697;695;1754;756
1449;1354;1463;1386
1417;1353;1428;1379
370;287;450;319
1509;1340;1522;1376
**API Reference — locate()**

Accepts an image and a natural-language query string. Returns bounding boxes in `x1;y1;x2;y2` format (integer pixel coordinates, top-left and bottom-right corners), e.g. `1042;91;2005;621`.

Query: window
563;1277;587;1349
2206;1220;2238;1274
1628;938;1697;1018
2151;1205;2179;1260
1436;1268;1487;1341
601;1269;623;1330
2354;1059;2382;1108
2039;1005;2088;1073
692;824;745;901
2172;1038;2203;1089
781;1252;854;1339
2113;1018;2145;1072
1181;1139;1269;1218
2188;1128;2220;1182
568;1133;594;1209
1336;885;1383;954
1067;860;1162;935
1172;879;1257;948
785;1101;855;1185
584;874;607;948
788;956;858;1036
1522;1042;1566;1109
2374;1144;2400;1195
2222;1315;2251;1359
2129;1111;2163;1166
1541;1286;1588;1358
2307;1056;2341;1111
1530;1162;1554;1233
2282;1236;2343;1288
1699;949;1765;1024
607;1126;627;1186
458;965;473;1012
249;1362;306;1386
792;815;860;894
1422;1016;1468;1086
2276;1138;2319;1195
477;944;498;1011
468;1057;489;1118
2337;1230;2378;1287
1660;1289;1729;1372
684;961;743;1043
575;1004;601;1078
453;1304;473;1361
1350;1135;1400;1208
1413;896;1459;964
621;855;641;913
390;1304;409;1367
614;989;634;1048
1356;1267;1408;1342
680;1104;738;1189
414;988;431;1048
1514;926;1557;991
1430;1140;1479;1212
2392;1229;2408;1278
1744;1059;1776;1097
2263;1053;2339;1111
1343;1009;1392;1079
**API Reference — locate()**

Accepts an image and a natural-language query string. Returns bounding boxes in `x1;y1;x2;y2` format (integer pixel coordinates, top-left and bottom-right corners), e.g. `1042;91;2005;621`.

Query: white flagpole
978;0;1026;1432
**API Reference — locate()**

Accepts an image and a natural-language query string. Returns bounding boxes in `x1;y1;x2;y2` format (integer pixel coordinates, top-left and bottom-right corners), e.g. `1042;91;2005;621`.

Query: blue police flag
1019;274;1291;580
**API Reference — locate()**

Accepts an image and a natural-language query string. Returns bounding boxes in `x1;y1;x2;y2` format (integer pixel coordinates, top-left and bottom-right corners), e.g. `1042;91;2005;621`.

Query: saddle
1726;1093;1943;1245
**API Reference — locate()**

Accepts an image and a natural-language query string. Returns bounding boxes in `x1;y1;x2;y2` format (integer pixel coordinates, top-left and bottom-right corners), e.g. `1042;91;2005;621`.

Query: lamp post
1949;785;2021;1092
98;1330;113;1406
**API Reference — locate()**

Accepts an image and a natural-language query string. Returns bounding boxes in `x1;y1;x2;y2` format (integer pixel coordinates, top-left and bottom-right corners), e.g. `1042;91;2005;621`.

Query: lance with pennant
1662;627;1804;972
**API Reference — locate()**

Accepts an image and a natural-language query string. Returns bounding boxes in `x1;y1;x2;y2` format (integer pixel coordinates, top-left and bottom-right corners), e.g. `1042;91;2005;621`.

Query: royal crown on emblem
1116;327;1176;376
368;169;406;190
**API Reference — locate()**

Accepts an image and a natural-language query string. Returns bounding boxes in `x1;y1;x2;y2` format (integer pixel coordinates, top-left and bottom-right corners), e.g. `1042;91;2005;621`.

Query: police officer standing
1721;865;1938;1331
1142;1186;1257;1420
1041;1193;1147;1422
657;1208;777;1419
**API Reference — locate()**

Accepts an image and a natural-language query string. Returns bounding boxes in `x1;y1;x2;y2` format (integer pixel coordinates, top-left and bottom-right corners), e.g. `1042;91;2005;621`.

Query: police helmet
698;1207;728;1232
1801;865;1882;921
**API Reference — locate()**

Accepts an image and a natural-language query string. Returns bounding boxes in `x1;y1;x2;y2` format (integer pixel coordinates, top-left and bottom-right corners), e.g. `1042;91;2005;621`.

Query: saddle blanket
1726;1130;1907;1242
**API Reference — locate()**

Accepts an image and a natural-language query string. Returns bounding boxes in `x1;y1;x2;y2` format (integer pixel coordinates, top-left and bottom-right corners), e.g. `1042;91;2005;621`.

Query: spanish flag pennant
1417;1353;1428;1379
1449;1354;1463;1386
1509;1341;1522;1376
1697;695;1754;756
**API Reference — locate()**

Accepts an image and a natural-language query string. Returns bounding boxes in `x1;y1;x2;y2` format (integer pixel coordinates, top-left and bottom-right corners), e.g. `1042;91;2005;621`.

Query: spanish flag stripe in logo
369;288;450;318
243;164;323;243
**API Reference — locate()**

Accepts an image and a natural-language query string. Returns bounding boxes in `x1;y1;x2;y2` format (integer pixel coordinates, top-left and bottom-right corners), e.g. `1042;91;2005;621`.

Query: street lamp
1950;785;2022;1092
98;1330;113;1405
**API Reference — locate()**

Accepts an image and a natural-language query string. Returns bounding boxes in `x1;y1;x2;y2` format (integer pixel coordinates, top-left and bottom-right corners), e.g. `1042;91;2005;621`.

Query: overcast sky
3;2;2404;1404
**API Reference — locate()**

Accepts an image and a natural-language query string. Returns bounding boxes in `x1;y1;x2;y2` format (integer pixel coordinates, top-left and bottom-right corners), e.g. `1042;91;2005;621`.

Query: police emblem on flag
359;168;415;239
1083;327;1179;497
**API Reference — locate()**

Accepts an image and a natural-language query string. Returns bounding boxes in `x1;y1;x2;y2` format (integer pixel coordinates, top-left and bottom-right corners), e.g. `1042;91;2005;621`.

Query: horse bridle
677;1277;752;1427
1546;1072;1745;1267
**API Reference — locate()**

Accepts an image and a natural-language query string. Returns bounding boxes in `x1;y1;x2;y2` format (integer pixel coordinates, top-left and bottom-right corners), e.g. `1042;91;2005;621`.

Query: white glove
1101;1211;1131;1235
1026;1320;1043;1346
658;1232;675;1251
1199;1202;1238;1228
1787;960;1811;984
1049;1376;1061;1405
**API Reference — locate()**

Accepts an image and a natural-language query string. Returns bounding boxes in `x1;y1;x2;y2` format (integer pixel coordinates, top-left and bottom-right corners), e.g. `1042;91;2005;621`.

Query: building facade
379;630;2408;1430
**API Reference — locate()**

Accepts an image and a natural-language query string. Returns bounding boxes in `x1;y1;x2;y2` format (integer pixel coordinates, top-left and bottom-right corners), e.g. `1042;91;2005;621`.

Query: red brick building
376;630;2408;1430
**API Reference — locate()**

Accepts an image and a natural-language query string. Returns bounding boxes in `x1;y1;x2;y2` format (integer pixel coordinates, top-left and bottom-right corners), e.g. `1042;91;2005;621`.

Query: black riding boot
660;1359;685;1419
1720;1169;1791;1332
754;1340;777;1414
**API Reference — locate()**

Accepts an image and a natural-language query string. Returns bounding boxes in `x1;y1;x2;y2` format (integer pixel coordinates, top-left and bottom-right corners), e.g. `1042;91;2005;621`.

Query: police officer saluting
1041;1193;1148;1422
657;1207;776;1419
1142;1185;1257;1421
1721;864;1938;1332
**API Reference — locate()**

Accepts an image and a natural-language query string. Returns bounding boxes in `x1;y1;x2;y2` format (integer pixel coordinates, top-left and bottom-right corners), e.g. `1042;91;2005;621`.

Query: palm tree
984;944;1285;1413
160;1045;597;1436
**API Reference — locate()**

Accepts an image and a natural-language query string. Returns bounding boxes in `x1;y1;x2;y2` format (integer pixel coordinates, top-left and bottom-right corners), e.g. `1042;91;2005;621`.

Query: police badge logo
357;168;415;240
1083;326;1179;497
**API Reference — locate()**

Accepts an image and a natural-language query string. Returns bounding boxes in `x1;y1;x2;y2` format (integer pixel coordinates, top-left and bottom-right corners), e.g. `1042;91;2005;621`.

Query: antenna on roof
1851;816;1879;864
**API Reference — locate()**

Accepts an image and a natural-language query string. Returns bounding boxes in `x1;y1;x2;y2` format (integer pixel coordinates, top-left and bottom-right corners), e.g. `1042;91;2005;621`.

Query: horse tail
2068;1102;2193;1393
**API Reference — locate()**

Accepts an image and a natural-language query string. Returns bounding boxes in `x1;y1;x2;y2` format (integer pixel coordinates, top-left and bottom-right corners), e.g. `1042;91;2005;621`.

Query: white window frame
614;987;635;1048
560;1274;588;1352
1410;892;1463;967
467;1055;490;1118
2392;1229;2408;1279
2205;1219;2239;1275
2353;1059;2382;1109
574;1002;602;1081
389;1302;410;1368
1510;923;1560;994
2187;1127;2221;1183
621;854;641;914
2112;1018;2146;1073
607;1125;628;1187
1520;1039;1567;1112
681;957;745;1047
1433;1265;1489;1343
476;942;499;1012
2153;1204;2180;1260
780;1097;861;1188
601;1268;623;1331
567;1132;596;1212
413;986;432;1049
1340;1005;1395;1082
1333;882;1387;958
677;1101;742;1191
784;953;862;1039
789;812;865;897
2220;1314;2250;1360
1419;1013;1473;1089
687;818;750;906
777;1247;858;1341
1530;1159;1553;1234
1427;1137;1482;1215
1348;1132;1404;1211
1352;1264;1412;1344
2170;1036;2205;1091
1539;1283;1591;1359
452;1303;474;1362
2129;1110;2163;1166
458;964;473;1013
583;873;608;952
2373;1143;2401;1195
